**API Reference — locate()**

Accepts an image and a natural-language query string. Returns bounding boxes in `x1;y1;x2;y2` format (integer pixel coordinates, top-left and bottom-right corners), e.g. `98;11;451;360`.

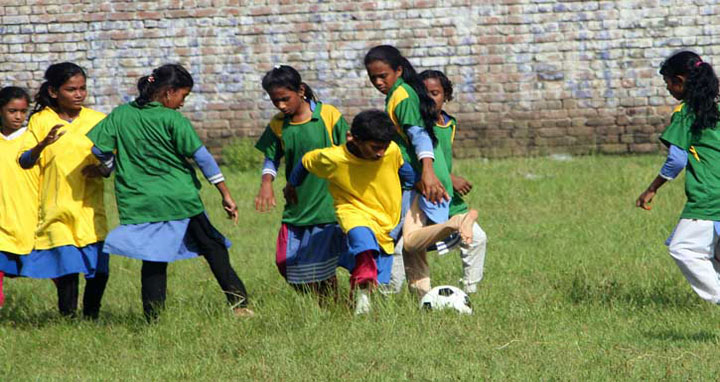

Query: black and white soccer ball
420;285;472;314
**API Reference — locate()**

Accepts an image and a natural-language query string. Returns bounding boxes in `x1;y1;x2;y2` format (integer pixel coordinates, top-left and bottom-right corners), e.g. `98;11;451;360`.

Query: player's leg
668;219;720;303
82;273;108;320
381;237;406;294
459;222;487;294
141;260;168;321
54;273;79;317
0;271;4;308
187;214;249;310
402;195;477;254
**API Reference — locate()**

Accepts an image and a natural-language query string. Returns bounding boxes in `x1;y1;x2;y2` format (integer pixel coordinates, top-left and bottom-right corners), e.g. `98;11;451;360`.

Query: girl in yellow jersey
18;63;109;319
0;87;37;309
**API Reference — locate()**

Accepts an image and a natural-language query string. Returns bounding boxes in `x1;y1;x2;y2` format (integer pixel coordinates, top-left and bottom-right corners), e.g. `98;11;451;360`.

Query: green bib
660;104;720;221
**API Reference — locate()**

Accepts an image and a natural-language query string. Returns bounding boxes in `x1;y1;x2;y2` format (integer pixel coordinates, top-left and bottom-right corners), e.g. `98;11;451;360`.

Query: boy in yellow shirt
286;110;475;314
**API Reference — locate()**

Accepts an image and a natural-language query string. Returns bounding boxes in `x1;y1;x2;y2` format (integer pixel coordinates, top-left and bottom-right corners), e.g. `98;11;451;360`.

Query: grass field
2;154;718;381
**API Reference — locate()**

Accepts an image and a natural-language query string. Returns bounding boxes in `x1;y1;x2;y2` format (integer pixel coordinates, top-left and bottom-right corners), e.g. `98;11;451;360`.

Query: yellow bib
23;107;108;249
0;129;39;254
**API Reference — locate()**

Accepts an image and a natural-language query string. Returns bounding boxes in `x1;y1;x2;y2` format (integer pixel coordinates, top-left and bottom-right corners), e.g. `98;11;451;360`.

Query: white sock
354;288;371;315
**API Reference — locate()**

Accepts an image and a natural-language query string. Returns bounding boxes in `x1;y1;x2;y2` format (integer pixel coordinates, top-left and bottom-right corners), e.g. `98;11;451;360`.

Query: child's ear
345;131;353;143
299;84;306;100
48;87;58;99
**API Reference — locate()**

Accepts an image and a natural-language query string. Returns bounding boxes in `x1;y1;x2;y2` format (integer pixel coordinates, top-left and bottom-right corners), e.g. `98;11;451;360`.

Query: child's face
267;86;305;116
49;73;87;113
0;98;29;132
423;78;445;111
663;75;685;101
162;87;191;110
349;134;390;160
366;60;402;95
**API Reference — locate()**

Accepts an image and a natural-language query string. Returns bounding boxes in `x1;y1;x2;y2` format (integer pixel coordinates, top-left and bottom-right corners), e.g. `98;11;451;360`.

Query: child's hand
451;174;472;196
40;124;66;148
222;195;239;224
420;169;450;204
81;164;111;178
254;181;276;212
636;189;656;210
283;185;298;205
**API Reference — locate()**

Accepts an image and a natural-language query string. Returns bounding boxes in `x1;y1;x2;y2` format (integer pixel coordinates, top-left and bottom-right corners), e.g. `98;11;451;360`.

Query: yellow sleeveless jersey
23;107;108;249
0;128;39;254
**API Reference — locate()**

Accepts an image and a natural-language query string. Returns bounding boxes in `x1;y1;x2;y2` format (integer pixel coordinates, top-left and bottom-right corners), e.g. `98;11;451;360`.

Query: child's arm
82;146;115;178
406;125;449;204
192;146;238;223
283;159;309;205
255;157;280;212
19;124;65;169
636;145;687;210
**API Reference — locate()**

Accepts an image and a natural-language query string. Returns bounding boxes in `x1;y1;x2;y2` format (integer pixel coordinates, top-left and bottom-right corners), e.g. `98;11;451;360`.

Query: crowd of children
7;45;720;318
0;43;525;319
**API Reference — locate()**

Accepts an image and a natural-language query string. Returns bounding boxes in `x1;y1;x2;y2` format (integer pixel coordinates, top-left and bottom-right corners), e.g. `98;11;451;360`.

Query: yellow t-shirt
0;128;39;254
22;107;108;249
302;142;404;254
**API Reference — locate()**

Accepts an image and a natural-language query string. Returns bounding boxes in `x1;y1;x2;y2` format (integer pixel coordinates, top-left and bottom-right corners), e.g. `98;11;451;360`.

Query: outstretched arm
636;145;687;210
192;146;238;223
19;124;65;169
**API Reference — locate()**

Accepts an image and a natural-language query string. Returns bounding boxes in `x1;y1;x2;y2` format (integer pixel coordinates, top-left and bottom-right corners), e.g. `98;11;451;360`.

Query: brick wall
2;1;718;158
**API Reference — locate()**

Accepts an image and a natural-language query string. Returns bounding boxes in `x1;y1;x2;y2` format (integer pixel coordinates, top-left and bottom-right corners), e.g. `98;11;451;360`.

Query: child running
87;64;251;321
19;63;109;319
365;45;474;298
254;65;348;302
636;51;720;304
387;70;488;295
0;87;38;309
287;110;475;314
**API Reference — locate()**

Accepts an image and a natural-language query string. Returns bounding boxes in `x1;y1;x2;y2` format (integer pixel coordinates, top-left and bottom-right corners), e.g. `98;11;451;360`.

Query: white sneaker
354;289;371;315
461;279;478;294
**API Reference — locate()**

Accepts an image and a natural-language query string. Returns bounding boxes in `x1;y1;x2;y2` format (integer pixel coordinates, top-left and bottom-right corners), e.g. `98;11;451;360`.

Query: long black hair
0;86;31;110
419;69;454;102
261;65;317;102
660;51;720;131
364;45;437;144
136;64;194;107
33;62;86;114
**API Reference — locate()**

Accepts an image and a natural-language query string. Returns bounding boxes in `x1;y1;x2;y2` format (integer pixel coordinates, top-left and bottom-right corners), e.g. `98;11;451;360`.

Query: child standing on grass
254;65;349;302
365;45;474;298
388;70;488;295
636;51;720;304
287;110;474;314
19;63;109;319
0;87;38;309
87;64;251;321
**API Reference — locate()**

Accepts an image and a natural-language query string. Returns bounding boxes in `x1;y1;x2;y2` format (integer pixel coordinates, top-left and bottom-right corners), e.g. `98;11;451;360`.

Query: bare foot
233;307;255;317
459;209;478;245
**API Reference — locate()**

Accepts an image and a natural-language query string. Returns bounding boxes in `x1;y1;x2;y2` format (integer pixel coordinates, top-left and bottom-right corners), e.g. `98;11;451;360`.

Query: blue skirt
0;242;109;279
103;215;231;263
276;223;344;284
338;226;393;285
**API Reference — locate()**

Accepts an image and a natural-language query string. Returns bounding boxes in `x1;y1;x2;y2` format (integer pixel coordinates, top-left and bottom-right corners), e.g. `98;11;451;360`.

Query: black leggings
141;214;248;320
54;272;109;319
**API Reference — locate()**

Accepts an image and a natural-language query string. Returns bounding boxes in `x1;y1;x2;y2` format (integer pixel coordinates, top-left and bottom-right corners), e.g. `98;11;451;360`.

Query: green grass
2;154;718;381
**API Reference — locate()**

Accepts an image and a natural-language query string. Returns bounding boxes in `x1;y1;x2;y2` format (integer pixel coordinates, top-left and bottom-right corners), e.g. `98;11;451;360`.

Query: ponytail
660;51;720;131
32;62;86;115
261;65;318;102
136;64;194;107
364;45;438;144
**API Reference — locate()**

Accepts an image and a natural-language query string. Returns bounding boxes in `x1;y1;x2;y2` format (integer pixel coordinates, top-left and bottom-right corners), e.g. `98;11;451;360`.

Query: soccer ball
420;285;472;314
